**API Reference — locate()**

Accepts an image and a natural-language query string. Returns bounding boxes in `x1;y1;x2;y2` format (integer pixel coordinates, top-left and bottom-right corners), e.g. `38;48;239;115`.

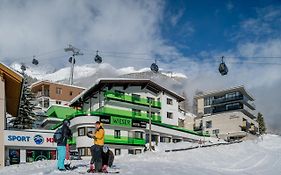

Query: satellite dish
218;56;228;76
94;50;102;64
150;62;159;73
32;58;39;65
68;57;76;64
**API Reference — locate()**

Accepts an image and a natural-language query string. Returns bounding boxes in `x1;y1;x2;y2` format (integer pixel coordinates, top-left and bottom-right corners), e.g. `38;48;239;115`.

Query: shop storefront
3;129;56;165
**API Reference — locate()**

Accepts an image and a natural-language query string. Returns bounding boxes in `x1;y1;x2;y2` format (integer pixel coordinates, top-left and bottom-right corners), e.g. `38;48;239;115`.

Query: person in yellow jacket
87;121;105;173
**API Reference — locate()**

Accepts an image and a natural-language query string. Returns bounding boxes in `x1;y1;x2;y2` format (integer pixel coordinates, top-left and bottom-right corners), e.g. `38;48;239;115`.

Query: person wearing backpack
54;119;72;171
87;121;104;173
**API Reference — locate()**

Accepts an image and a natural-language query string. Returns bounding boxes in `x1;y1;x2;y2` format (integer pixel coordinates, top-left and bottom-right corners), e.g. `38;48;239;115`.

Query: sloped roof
46;105;76;119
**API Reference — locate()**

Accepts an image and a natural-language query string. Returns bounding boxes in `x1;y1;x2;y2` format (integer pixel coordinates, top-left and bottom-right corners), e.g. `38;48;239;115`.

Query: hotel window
78;148;86;156
87;127;95;133
87;147;91;156
114;130;121;139
167;112;173;119
206;121;212;128
204;97;214;106
147;97;155;103
128;149;135;155
132;109;141;116
78;127;86;136
56;87;62;95
213;129;220;135
135;149;142;154
115;149;121;156
167;98;173;105
132;94;141;101
134;131;143;139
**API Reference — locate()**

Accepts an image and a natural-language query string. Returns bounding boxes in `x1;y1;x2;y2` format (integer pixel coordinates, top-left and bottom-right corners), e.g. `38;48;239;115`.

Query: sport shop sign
4;130;56;148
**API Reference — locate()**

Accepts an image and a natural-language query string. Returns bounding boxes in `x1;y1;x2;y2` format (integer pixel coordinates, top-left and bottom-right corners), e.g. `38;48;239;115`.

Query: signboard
100;115;111;124
4;130;56;148
132;119;147;128
110;116;132;127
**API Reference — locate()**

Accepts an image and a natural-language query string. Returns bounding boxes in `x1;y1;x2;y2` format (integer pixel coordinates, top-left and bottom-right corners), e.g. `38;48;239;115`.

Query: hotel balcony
104;90;161;109
95;106;162;123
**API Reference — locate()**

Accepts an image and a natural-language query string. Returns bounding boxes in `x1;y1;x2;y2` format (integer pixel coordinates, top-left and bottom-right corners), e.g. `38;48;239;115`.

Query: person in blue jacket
56;119;72;171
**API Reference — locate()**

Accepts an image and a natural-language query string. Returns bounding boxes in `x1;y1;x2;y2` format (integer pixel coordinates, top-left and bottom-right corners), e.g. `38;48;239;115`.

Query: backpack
53;127;63;143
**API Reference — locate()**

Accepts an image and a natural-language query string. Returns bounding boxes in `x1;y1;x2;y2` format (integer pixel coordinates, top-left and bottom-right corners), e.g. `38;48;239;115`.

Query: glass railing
104;135;145;145
95;106;161;123
104;91;161;108
212;95;243;105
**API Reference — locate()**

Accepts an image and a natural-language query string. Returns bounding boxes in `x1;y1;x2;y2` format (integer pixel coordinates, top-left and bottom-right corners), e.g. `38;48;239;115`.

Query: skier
87;121;105;173
101;146;115;172
56;119;72;171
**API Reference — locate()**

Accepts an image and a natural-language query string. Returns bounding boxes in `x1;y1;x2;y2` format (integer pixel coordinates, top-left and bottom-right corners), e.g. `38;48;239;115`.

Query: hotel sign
110;116;132;127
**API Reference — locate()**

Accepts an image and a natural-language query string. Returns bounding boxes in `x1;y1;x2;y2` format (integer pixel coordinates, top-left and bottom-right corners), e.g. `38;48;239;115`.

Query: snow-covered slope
0;134;280;175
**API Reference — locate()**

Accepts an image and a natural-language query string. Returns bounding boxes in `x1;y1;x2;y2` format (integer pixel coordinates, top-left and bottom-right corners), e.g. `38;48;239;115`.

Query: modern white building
194;86;259;141
57;78;213;156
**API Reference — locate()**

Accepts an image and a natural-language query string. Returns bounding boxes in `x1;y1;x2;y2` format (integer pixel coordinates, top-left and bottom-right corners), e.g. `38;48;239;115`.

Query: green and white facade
53;79;212;156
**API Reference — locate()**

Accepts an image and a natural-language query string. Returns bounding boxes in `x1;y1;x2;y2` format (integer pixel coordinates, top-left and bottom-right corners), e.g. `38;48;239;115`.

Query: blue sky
161;0;281;58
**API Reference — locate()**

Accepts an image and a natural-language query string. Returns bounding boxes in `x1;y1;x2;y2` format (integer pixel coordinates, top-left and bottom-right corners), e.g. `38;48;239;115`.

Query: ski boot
102;165;108;173
87;164;95;173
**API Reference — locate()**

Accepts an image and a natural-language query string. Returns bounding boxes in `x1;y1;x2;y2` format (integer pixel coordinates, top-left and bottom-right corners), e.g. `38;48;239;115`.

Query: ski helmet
103;146;109;153
63;119;70;126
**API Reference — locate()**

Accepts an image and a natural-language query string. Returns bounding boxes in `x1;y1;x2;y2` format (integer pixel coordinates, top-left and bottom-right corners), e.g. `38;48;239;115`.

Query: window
147;97;155;103
134;131;143;139
78;148;86;156
132;109;141;116
204;107;212;114
132;94;141;101
213;129;220;135
78;127;85;136
128;149;135;155
167;112;173;119
115;149;121;156
86;147;91;156
135;149;142;154
206;121;212;128
56;87;62;95
204;96;214;106
87;127;95;133
56;100;61;105
114;130;121;139
160;137;171;143
70;91;73;96
167;98;173;105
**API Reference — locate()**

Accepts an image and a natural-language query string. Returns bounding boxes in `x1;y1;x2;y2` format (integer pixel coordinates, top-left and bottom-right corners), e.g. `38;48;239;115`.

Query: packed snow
0;134;280;175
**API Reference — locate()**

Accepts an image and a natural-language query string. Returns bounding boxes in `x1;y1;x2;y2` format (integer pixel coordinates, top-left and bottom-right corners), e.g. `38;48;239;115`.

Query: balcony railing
104;91;161;108
212;95;243;105
36;91;50;98
104;135;145;145
95;106;161;123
